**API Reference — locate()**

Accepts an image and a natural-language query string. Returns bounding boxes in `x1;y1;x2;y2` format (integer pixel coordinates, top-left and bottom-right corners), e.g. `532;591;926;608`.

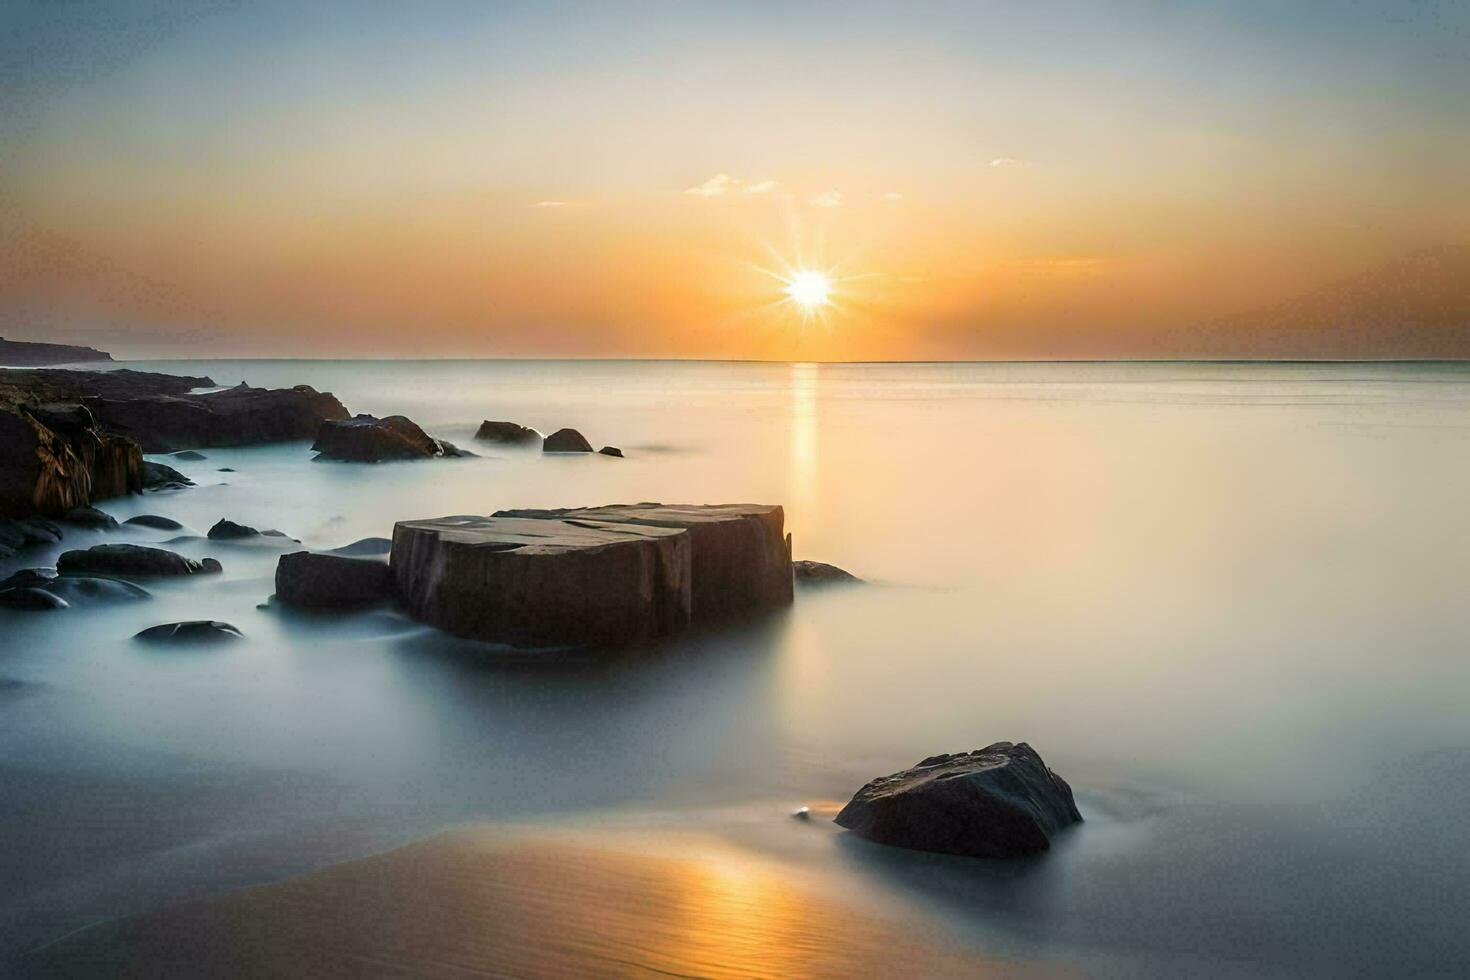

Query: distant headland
0;337;113;367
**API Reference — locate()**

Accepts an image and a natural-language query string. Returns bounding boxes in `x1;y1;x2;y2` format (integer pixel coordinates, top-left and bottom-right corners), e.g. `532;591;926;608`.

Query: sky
1;0;1468;360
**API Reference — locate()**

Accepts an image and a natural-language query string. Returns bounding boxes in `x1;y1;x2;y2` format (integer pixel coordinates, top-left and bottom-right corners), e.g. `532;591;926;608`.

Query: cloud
989;157;1024;168
809;190;843;208
684;174;779;197
534;200;569;208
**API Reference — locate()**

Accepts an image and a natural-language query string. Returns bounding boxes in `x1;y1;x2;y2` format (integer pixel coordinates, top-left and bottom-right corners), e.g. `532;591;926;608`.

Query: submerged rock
793;560;862;586
834;742;1082;858
311;414;442;462
124;515;184;531
169;450;207;461
57;544;221;577
0;568;58;590
134;620;243;644
542;428;593;453
141;460;194;490
275;551;394;609
63;505;118;529
0;516;63;550
474;420;541;445
208;518;260;540
598;446;623;458
44;576;151;604
0;587;68;611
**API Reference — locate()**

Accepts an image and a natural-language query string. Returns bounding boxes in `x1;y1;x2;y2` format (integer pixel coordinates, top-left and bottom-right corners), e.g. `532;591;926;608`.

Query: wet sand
17;824;1034;978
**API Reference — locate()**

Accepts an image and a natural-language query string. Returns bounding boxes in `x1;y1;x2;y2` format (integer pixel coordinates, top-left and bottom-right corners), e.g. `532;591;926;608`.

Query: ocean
4;359;1470;975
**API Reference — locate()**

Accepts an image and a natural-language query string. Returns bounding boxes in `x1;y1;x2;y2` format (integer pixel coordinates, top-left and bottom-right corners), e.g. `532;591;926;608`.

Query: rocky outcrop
134;621;243;644
392;514;692;648
63;506;118;529
0;337;112;366
0;403;143;517
793;560;862;586
598;446;623;458
542;428;593;453
474;420;541;445
208;519;259;540
57;544;221;577
142;460;194;490
312;414;448;462
834;742;1082;858
87;382;350;453
494;504;793;623
275;551;394;609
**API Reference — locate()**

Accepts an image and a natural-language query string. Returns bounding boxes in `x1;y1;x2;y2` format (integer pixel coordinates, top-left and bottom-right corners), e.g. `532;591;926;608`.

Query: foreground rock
474;420;541;445
0;403;142;517
134;621;243;644
63;505;118;529
542;428;593;453
142;460;194;489
0;587;68;611
392;514;691;647
312;414;455;462
275;551;394;609
208;519;259;540
834;742;1082;858
793;560;862;586
495;504;793;623
58;544;221;577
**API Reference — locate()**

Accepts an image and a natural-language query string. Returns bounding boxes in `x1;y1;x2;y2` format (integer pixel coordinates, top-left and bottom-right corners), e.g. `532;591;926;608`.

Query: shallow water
4;359;1470;974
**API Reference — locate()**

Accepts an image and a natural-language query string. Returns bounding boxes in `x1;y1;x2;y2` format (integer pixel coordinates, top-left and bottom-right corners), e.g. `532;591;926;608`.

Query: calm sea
4;359;1469;974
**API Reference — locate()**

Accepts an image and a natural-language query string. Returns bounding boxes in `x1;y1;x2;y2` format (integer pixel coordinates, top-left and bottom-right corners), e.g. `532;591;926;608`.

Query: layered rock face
834;742;1082;858
392;514;692;648
495;504;793;623
89;383;349;453
0;404;142;517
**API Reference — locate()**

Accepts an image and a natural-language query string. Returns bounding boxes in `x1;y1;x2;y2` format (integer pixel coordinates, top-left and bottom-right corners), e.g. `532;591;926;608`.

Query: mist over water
5;359;1470;974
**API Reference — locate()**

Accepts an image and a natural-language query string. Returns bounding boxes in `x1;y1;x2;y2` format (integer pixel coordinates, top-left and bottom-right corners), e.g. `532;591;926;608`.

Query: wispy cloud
989;157;1024;169
684;174;779;197
534;200;569;208
809;190;843;208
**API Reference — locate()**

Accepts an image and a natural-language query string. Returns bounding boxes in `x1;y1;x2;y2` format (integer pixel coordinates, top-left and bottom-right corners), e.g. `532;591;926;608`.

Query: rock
85;382;350;453
391;514;692;648
311;414;442;462
57;544;221;577
63;505;118;529
208;518;259;540
834;742;1082;859
542;428;593;453
124;515;184;531
436;439;475;458
325;537;393;557
0;404;142;517
474;420;541;445
598;446;623;457
141;460;194;490
494;504;793;623
170;450;207;461
217;467;235;472
0;516;63;549
0;568;58;590
0;587;68;611
791;806;811;821
134;621;243;644
275;551;394;609
44;576;151;604
793;560;862;586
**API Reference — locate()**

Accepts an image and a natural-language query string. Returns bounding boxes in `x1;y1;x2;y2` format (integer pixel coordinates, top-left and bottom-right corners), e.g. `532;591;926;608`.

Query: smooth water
4;359;1470;974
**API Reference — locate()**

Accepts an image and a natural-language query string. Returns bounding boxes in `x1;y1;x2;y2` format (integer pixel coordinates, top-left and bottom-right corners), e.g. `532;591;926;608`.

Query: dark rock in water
208;518;259;540
834;742;1082;859
124;515;184;531
311;414;443;462
0;402;142;517
170;450;207;461
598;446;623;457
275;551;394;609
57;544;221;577
134;620;243;644
474;420;541;445
0;568;58;590
325;537;393;557
44;575;151;604
436;439;475;458
793;560;862;586
0;516;63;549
86;382;350;453
494;503;793;624
63;505;118;529
217;467;235;472
200;557;222;573
0;587;68;611
392;514;691;648
542;428;593;453
142;460;194;490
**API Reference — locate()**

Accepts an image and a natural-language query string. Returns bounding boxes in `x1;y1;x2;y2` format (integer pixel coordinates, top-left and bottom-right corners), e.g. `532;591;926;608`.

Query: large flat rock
392;515;692;648
495;504;793;622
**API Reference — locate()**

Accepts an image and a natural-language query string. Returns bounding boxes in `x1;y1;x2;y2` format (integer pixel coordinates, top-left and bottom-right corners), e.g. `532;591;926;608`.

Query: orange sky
2;2;1467;359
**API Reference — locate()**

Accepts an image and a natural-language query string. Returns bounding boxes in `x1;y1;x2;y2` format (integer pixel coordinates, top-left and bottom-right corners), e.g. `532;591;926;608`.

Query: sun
783;270;833;312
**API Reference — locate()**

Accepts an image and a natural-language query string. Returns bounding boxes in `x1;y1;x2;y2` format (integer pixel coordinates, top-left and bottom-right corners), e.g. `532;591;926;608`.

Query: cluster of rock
390;503;793;647
475;420;621;457
312;414;470;462
88;381;350;454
